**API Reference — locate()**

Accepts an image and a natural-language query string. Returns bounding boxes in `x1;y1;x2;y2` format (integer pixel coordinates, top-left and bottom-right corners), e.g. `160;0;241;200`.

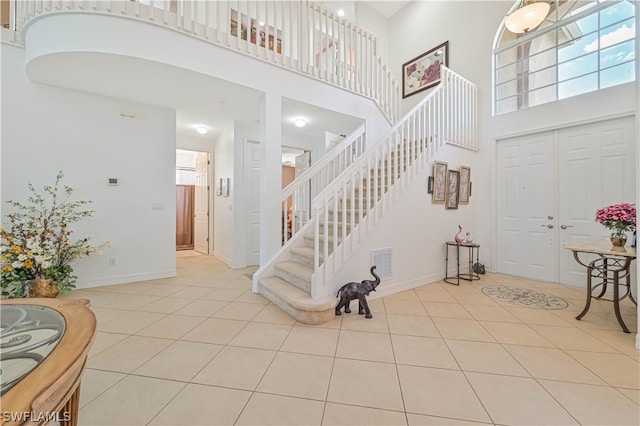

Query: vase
610;232;627;250
29;278;60;298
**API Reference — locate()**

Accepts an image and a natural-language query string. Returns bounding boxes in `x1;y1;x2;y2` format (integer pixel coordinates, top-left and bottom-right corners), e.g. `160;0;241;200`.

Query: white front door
557;116;636;286
194;152;209;254
496;116;636;287
245;141;261;266
496;132;557;282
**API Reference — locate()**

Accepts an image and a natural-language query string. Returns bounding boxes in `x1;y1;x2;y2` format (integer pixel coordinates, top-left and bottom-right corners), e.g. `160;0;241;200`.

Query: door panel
558;116;635;286
194;152;209;254
497;132;556;282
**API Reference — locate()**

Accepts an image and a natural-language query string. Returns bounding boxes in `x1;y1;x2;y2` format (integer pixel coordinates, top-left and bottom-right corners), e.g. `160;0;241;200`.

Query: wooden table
565;241;637;333
0;298;96;425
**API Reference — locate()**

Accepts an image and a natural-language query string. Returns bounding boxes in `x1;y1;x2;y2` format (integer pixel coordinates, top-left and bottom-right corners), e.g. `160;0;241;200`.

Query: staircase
254;66;479;324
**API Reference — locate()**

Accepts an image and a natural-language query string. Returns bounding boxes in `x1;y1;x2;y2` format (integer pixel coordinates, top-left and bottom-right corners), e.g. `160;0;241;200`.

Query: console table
444;241;480;285
565;241;637;333
0;298;96;425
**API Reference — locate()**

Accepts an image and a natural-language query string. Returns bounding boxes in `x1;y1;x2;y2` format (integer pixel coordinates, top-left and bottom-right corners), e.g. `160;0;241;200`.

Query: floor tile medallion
481;286;568;309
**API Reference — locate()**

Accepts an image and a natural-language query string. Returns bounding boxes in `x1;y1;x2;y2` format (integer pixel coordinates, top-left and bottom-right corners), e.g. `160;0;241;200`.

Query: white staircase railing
7;0;400;124
311;66;478;298
281;124;365;246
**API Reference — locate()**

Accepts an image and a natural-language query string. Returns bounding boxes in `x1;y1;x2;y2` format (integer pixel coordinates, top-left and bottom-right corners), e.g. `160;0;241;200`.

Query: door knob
560;225;573;229
540;224;554;229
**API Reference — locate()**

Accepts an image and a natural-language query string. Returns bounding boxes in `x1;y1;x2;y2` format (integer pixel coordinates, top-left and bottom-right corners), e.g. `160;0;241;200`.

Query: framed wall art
459;166;471;204
445;169;459;210
402;41;449;98
432;161;448;204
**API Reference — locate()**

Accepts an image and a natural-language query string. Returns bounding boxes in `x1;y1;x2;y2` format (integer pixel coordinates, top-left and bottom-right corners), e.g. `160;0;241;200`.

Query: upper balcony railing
6;0;400;124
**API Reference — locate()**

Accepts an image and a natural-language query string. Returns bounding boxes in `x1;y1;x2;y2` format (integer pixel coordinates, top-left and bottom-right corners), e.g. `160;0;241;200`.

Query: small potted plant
595;203;636;248
0;171;109;298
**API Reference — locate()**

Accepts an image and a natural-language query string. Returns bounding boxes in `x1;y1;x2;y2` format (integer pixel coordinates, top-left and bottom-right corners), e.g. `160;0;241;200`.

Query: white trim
77;269;176;289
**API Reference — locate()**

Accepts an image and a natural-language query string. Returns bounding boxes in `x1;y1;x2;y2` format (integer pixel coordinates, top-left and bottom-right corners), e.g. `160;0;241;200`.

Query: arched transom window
494;0;636;115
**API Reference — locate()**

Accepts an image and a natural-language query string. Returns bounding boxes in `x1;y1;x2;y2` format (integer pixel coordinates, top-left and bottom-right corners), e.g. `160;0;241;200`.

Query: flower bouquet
595;203;636;247
1;171;109;298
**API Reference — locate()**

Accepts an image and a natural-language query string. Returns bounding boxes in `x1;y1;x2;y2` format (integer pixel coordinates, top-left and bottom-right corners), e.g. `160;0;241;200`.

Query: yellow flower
24;259;33;268
2;265;13;272
11;245;22;254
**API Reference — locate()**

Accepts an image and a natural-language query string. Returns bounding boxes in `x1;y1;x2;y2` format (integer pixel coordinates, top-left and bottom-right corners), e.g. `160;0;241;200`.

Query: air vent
370;248;392;279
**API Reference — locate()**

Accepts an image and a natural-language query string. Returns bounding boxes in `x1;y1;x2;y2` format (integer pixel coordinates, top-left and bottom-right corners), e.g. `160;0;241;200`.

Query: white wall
213;123;236;266
388;1;637;271
1;43;177;289
355;2;390;65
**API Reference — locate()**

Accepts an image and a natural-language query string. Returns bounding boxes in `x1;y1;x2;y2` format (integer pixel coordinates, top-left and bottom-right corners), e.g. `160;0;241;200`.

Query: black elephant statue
335;266;381;319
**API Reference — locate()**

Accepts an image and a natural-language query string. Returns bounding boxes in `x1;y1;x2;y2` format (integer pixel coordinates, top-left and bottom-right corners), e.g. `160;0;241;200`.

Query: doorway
496;116;636;287
176;149;210;254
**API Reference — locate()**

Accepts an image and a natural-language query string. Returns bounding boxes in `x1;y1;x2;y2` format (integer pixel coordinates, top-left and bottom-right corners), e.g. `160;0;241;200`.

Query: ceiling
362;1;411;18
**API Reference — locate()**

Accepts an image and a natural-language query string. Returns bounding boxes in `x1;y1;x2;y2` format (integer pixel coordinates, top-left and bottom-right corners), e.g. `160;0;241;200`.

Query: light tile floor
61;253;639;425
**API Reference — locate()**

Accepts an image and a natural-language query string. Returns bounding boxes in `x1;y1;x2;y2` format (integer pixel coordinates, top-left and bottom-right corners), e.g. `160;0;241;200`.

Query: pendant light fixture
505;0;550;34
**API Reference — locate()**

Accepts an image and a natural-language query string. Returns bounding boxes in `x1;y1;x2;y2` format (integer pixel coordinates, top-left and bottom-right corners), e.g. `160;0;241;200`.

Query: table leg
576;264;593;321
595;258;608;299
627;271;637;306
612;270;630;333
456;245;460;286
61;382;81;426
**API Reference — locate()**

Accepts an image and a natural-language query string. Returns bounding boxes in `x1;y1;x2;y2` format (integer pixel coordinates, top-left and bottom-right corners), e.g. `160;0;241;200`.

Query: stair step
258;276;335;325
274;261;312;293
290;246;321;267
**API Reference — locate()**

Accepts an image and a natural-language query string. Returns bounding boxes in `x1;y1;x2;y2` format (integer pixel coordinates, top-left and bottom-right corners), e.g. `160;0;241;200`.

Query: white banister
309;66;478;297
280;124;366;246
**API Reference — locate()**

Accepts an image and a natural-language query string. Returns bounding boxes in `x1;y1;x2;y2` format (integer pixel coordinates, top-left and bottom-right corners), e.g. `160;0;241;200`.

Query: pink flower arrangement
595;203;636;238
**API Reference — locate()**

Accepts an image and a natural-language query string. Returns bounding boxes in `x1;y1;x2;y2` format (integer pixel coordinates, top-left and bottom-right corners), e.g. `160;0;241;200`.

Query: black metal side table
444;241;480;285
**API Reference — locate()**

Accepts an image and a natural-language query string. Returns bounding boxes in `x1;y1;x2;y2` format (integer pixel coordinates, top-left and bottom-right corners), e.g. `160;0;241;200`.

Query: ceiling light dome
196;126;208;135
505;1;550;34
294;118;306;128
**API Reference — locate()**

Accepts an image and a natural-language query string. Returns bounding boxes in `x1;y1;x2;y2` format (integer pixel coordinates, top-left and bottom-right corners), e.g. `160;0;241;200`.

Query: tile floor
61;253;639;425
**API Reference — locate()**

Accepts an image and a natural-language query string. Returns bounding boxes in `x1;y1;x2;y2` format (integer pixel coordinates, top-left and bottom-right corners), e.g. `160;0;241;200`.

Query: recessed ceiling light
337;9;345;17
294;118;306;128
196;126;208;135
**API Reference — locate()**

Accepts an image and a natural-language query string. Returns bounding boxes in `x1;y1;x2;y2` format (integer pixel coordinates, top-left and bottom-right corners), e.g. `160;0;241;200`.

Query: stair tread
275;260;313;280
259;276;335;311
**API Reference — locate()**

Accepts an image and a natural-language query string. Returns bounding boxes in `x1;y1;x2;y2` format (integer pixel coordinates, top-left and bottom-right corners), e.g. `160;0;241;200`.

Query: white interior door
194;152;209;254
497;116;636;287
246;141;261;266
497;132;557;282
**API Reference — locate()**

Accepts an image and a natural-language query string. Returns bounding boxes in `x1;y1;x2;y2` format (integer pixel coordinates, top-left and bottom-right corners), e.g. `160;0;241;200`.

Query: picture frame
402;41;449;98
446;169;460;210
459;166;471;204
432;161;448;204
427;176;434;194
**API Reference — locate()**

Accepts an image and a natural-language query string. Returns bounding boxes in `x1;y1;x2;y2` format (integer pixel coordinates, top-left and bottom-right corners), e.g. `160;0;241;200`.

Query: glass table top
0;304;66;395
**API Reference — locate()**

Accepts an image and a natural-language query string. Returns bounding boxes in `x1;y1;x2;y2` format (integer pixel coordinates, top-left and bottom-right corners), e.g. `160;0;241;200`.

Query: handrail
8;0;400;124
311;66;478;297
281;124;365;246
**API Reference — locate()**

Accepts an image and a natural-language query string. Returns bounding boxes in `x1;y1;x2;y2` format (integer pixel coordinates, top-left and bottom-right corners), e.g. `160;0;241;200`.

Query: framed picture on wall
446;169;459;210
402;41;449;98
432;161;448;204
459;166;471;204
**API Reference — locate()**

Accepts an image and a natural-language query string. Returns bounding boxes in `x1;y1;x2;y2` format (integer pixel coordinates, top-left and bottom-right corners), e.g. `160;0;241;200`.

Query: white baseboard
212;250;245;269
368;271;446;300
76;269;177;289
